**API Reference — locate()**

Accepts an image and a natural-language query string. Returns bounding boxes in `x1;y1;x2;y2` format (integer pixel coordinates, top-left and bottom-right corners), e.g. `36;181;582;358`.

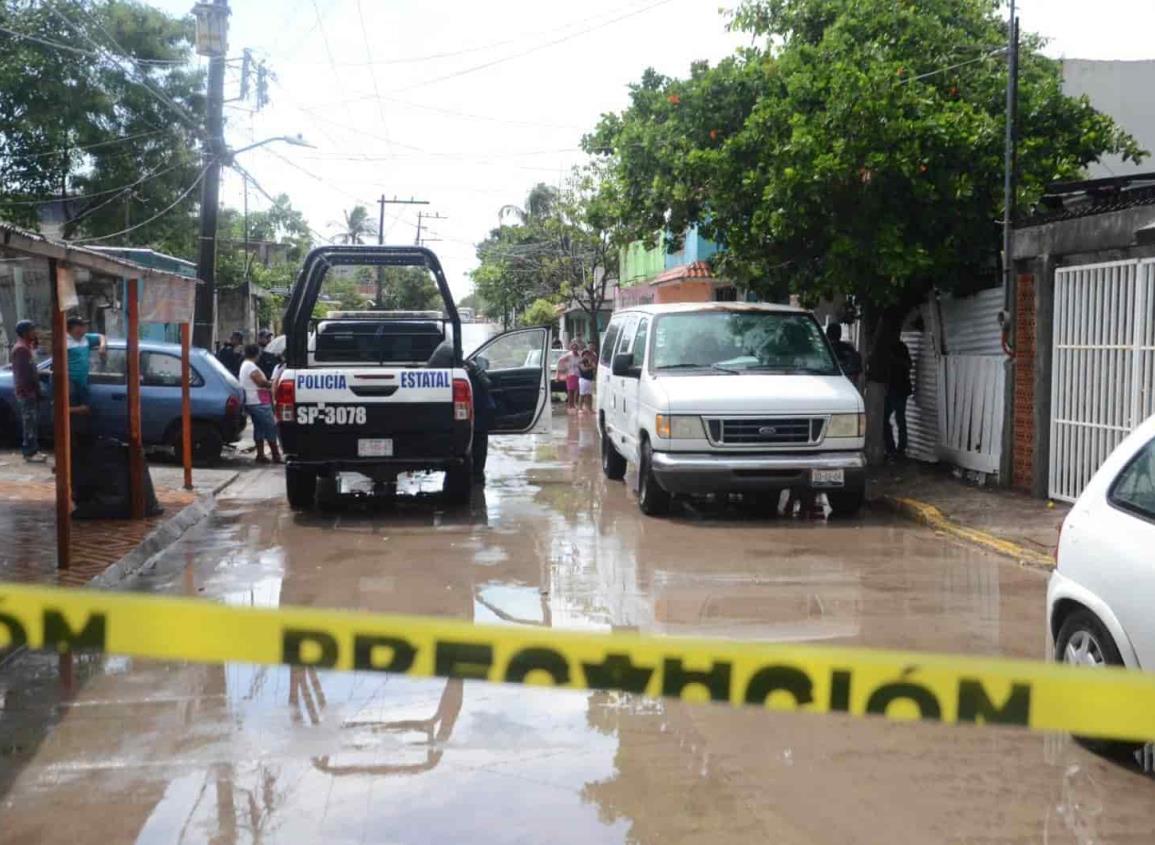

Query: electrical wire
897;49;1008;85
70;165;208;244
268;0;672;69
230;160;334;245
391;0;675;94
0;128;168;162
54;160;186;228
354;0;392;151
0;160;187;207
43;1;201;133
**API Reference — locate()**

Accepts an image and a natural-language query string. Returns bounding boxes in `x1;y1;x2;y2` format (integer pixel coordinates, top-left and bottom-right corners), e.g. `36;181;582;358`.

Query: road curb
89;471;238;588
874;494;1055;570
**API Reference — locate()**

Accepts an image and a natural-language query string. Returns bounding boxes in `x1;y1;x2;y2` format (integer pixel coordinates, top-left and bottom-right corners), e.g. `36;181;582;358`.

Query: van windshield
651;311;840;375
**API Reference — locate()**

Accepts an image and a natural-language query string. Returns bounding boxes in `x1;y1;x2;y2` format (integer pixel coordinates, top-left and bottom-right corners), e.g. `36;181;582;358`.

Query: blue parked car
0;339;245;464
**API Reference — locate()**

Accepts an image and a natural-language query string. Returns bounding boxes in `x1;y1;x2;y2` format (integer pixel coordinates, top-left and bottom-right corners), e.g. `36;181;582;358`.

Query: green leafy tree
216;193;313;289
473;175;622;346
520;297;559;329
585;0;1144;455
373;267;443;311
0;0;204;255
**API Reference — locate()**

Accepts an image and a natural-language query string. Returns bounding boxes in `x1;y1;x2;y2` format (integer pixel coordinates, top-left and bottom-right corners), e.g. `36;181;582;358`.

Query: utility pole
1002;2;1020;298
193;0;229;350
374;194;429;305
415;211;447;247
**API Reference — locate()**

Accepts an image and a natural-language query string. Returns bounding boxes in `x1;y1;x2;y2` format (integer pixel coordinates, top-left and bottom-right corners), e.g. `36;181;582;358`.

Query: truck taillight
275;378;296;422
225;395;239;417
453;377;472;422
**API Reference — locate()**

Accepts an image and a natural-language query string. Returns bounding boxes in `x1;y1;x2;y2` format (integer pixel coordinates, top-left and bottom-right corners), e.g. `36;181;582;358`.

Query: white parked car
1048;415;1155;675
596;302;866;516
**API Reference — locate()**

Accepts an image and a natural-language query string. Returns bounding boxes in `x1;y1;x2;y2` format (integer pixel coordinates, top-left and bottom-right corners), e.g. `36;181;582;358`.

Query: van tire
638;438;671;516
602;428;626;480
827;489;864;517
286;466;316;510
443;463;472;505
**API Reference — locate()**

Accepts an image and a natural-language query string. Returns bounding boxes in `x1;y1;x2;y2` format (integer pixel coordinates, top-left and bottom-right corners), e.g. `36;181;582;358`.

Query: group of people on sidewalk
216;329;283;464
10;315;107;464
555;339;597;413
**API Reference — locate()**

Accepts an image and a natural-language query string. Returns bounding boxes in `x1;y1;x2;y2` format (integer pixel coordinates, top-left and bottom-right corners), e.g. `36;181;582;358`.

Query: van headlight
655;414;704;440
827;413;865;438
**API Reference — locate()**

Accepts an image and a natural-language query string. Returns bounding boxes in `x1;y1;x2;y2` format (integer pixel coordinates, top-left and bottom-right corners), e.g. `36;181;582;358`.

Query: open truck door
467;327;550;434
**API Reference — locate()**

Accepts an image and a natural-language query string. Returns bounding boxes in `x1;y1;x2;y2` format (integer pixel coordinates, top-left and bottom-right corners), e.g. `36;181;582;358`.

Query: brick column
1012;273;1036;492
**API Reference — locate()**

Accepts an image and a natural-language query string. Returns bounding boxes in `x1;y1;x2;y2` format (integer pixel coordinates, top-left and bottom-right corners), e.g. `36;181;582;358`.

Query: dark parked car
0;339;245;463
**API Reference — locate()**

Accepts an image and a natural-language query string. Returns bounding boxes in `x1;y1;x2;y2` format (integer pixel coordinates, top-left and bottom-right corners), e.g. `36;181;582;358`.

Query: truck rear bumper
649;450;866;495
285;455;469;480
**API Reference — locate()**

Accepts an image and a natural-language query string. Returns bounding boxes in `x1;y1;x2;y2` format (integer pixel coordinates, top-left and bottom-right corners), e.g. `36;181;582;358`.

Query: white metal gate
1049;259;1155;502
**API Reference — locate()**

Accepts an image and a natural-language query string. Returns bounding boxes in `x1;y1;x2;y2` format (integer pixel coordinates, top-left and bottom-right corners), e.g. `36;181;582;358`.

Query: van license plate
358;438;392;457
811;468;844;487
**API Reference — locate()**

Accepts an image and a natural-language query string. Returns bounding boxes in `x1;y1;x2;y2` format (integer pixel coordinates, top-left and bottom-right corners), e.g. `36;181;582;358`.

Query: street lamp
226;134;314;161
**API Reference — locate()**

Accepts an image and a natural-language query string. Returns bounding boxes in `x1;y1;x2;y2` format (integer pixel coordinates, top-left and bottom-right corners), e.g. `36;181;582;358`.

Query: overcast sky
146;0;1154;299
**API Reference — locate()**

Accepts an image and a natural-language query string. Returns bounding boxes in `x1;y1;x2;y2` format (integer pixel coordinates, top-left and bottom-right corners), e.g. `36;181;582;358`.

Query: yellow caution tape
1;582;1152;742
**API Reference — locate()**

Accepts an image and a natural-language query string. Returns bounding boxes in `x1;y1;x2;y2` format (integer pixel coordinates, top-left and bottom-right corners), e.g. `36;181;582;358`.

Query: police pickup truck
275;246;550;509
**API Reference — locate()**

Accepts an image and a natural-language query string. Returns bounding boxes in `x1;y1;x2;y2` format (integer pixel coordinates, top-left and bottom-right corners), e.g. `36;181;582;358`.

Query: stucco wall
1062;59;1155;178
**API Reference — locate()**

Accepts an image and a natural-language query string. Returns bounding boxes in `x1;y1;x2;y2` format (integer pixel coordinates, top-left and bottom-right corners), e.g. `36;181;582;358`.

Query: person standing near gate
10;320;45;462
885;338;913;459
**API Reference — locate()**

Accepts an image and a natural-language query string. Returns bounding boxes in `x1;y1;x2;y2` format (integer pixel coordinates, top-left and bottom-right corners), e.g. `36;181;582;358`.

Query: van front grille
705;417;825;446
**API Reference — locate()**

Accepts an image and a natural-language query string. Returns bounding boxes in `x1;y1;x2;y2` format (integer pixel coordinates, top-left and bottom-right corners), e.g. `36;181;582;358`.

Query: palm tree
498;183;558;225
335;204;376;244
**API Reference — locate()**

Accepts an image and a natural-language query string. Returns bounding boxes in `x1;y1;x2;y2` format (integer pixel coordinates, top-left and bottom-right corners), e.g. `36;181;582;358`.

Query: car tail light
275;378;296;422
225;395;240;417
453;377;473;422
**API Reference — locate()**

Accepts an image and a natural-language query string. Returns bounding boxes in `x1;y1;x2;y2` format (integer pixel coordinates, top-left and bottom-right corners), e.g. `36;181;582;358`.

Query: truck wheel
286;466;316;510
602;428;626;480
637;439;671;516
443;463;472;505
826;489;864;518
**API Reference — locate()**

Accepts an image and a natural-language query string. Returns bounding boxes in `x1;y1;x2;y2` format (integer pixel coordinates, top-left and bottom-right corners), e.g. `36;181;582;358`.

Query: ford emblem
758;425;778;436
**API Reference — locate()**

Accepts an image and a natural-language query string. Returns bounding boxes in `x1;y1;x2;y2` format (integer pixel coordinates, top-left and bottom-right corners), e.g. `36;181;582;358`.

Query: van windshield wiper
655;363;738;374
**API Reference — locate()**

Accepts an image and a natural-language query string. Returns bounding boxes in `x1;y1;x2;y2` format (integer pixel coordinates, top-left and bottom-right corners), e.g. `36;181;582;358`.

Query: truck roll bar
281;245;462;368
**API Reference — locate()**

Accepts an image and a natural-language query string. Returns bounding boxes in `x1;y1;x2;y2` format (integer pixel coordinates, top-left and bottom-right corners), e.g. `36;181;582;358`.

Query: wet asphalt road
2;411;1154;844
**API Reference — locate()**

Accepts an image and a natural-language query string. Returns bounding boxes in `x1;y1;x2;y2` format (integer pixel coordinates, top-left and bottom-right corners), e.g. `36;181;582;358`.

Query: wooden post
126;279;144;519
49;259;72;570
181;322;193;490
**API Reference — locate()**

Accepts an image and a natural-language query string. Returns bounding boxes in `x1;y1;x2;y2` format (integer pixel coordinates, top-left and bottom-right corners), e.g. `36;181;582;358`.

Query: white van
597;302;866;516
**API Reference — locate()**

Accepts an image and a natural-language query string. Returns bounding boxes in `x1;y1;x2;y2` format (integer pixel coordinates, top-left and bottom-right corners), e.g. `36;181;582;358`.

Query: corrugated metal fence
1050;259;1155;502
938;289;1007;474
900;288;1007;473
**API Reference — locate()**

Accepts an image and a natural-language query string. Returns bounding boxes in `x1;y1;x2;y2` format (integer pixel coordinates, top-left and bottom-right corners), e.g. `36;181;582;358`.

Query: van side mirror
612;353;636;377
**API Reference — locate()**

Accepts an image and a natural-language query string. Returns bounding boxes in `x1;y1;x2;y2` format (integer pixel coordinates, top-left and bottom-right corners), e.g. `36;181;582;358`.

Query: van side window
600;321;622;361
632;318;650;367
616;316;640;356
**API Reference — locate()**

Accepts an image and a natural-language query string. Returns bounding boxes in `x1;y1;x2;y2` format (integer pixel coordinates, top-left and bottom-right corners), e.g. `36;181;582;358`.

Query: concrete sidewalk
868;459;1069;569
0;450;237;588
